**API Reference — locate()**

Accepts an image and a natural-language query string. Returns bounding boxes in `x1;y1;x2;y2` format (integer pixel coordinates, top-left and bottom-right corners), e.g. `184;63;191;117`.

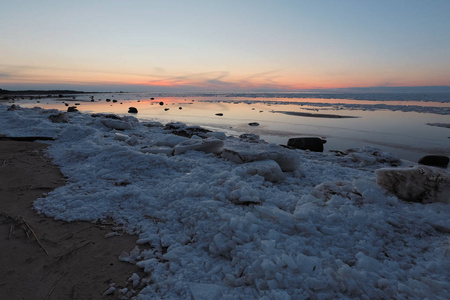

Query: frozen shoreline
1;103;449;299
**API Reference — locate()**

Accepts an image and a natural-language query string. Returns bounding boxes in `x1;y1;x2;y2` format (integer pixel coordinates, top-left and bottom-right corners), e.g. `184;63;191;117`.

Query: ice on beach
1;104;449;299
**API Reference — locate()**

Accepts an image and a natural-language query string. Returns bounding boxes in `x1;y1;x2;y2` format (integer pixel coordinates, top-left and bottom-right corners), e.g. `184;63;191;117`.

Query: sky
1;0;450;92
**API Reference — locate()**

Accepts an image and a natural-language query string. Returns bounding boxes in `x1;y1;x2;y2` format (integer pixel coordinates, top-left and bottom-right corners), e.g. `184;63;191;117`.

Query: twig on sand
0;210;49;255
22;217;49;255
0;154;14;168
46;273;64;300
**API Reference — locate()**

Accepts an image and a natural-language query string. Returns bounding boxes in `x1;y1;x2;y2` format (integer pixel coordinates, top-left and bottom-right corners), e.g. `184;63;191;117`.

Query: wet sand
0;140;142;299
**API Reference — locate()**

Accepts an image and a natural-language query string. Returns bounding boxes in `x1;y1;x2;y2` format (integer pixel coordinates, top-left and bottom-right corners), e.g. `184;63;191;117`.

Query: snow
1;104;449;299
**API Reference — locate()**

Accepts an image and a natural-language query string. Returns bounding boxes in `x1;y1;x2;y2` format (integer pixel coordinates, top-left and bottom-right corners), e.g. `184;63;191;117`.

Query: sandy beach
0;140;141;299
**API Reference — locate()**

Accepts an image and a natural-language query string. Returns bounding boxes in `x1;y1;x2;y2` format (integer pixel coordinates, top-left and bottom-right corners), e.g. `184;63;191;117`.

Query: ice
173;137;224;155
222;140;300;172
376;166;450;203
1;103;449;299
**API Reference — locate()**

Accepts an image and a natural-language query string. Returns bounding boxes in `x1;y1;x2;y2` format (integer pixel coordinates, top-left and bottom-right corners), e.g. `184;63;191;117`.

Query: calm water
14;92;450;162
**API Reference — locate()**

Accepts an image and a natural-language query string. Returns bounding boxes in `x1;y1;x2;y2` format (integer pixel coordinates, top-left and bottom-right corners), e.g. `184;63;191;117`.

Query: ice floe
0;103;449;299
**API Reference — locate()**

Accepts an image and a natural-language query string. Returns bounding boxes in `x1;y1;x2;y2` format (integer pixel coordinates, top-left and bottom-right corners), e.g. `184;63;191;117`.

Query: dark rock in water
151;97;155;100
215;113;223;116
159;102;164;106
7;104;21;111
64;103;69;106
128;107;138;113
288;137;326;152
164;108;169;111
75;103;80;105
91;113;122;120
67;106;78;112
113;100;118;103
106;99;111;102
164;122;212;138
179;107;182;110
248;122;259;126
49;113;69;123
419;155;449;168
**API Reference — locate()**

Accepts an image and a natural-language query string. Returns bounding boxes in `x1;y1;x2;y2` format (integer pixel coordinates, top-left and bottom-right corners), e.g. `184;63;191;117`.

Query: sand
0;140;142;299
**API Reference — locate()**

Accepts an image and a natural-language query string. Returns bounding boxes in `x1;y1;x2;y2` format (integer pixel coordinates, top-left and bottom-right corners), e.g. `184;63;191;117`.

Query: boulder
376;166;450;203
67;106;78;112
248;122;259;126
128;107;138;113
287;137;327;152
418;155;449;168
244;160;284;182
174;138;224;155
215;113;223;116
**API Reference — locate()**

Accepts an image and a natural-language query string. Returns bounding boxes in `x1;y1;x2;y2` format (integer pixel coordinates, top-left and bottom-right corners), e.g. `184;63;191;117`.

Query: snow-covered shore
1;104;449;299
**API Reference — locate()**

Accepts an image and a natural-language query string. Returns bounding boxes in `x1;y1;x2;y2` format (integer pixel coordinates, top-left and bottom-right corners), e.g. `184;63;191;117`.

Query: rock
164;122;212;138
244;160;284;182
91;113;122;120
113;100;118;103
287;137;327;152
128;107;138;113
101;119;132;131
67;106;78;112
75;103;80;105
248;122;259;126
376;166;450;203
418;155;449;168
222;142;300;172
215;113;223;116
7;104;21;111
164;108;169;111
106;99;111;102
174;138;224;155
159;102;164;106
48;113;69;123
239;134;261;142
179;107;182;110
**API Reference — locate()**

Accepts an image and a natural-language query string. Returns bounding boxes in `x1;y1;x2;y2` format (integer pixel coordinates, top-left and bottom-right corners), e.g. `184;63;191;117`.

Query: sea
12;92;450;162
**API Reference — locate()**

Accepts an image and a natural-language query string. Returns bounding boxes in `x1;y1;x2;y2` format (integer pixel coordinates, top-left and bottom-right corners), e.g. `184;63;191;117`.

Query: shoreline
0;140;142;299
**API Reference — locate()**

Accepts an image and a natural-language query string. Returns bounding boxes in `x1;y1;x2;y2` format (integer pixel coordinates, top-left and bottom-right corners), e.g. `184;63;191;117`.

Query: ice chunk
174;138;224;155
222;142;299;172
189;283;224;300
141;146;174;155
101;119;132;130
244;160;284;182
376;166;450;203
154;134;188;147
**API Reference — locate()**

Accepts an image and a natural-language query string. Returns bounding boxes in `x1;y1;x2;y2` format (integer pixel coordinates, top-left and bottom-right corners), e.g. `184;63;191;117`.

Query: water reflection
16;94;450;162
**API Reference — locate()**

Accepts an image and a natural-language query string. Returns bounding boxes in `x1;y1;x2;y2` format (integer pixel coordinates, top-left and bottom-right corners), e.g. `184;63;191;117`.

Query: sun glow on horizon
1;1;450;92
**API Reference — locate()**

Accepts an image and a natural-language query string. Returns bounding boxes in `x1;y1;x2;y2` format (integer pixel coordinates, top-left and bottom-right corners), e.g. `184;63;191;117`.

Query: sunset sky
1;0;450;92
